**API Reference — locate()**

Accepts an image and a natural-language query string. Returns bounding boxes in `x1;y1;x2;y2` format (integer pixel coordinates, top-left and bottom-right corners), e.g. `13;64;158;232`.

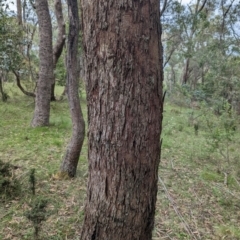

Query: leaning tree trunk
60;0;85;177
80;0;163;239
31;0;53;127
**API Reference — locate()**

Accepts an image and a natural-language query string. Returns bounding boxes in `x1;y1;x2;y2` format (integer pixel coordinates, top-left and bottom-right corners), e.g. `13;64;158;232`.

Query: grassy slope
0;84;240;239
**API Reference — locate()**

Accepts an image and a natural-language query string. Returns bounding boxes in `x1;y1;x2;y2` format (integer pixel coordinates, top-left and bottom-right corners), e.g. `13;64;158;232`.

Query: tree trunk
31;0;53;127
12;70;35;97
80;0;163;239
182;58;190;85
0;74;7;102
51;0;66;101
16;0;22;25
60;0;85;177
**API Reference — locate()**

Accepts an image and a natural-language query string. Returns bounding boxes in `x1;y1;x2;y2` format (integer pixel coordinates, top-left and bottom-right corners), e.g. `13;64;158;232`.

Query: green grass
155;100;240;239
215;224;240;238
1;84;240;239
0;84;87;240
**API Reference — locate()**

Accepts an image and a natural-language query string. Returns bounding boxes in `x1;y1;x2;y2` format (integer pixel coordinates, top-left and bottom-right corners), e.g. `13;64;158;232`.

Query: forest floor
0;83;240;239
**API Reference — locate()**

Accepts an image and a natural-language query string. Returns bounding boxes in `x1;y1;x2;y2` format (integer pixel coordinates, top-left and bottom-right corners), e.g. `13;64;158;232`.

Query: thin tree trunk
12;70;35;97
182;58;190;85
0;74;7;102
80;0;163;239
16;0;22;25
26;22;38;82
180;0;207;87
51;0;66;101
31;0;53;127
0;76;3;101
60;0;85;177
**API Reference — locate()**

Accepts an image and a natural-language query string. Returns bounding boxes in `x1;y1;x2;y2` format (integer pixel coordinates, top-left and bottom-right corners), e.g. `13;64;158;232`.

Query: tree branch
163;47;175;68
160;0;169;17
223;0;235;18
197;0;208;14
12;70;35;97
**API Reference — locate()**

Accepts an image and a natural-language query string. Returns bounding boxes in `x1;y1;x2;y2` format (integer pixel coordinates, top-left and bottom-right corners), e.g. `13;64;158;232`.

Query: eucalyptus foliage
162;0;240;112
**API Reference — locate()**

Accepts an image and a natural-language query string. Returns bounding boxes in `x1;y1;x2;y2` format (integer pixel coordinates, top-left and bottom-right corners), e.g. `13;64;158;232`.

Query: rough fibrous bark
80;0;163;239
60;0;85;177
31;0;53;127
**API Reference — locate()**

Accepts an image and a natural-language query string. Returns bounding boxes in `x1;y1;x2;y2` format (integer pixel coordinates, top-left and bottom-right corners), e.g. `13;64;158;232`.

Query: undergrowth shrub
24;169;52;239
203;108;237;167
25;197;49;240
0;159;21;200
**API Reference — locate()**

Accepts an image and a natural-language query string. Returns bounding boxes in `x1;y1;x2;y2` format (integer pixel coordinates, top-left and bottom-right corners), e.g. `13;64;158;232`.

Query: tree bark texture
31;0;53;127
60;0;85;177
80;0;163;239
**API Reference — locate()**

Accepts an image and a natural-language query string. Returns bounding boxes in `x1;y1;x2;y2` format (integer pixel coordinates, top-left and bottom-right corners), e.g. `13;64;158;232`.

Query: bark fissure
81;0;163;239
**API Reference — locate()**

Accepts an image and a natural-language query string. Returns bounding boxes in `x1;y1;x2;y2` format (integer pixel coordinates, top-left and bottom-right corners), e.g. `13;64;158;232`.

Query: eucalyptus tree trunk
80;0;163;239
60;0;85;177
16;0;22;25
181;0;208;86
31;0;53;127
182;58;190;85
51;0;66;101
0;74;7;102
